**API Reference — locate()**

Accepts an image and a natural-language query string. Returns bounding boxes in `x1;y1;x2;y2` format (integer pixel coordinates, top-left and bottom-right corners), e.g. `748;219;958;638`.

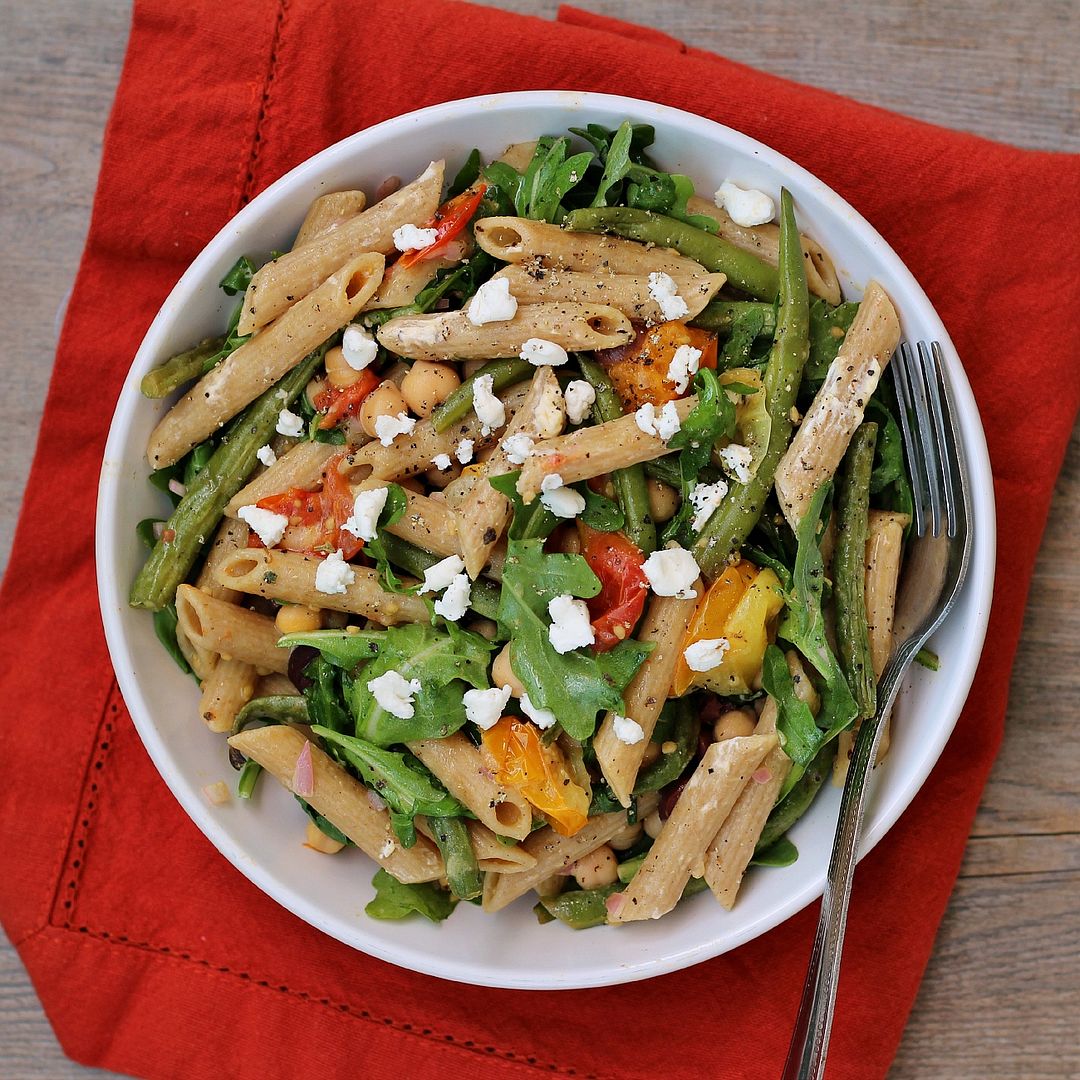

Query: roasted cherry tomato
578;524;648;653
397;184;487;268
596;322;717;410
313;369;379;430
481;716;590;837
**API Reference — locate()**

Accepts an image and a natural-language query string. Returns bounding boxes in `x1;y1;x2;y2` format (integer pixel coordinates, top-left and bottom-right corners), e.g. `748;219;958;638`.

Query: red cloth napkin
2;3;1078;1078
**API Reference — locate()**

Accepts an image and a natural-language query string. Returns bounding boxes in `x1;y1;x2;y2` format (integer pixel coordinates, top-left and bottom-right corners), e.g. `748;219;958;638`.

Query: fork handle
781;659;909;1080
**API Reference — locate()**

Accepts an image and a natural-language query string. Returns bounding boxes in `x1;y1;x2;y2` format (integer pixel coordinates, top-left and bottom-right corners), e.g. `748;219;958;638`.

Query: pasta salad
131;121;918;928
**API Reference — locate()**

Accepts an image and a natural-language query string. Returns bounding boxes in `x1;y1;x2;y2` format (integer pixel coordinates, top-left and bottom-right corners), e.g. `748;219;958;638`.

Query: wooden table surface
1;1;1077;1077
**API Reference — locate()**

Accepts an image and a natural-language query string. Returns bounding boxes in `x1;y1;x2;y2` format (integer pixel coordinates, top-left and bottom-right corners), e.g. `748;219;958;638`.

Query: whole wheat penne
198;656;257;734
175;584;288;674
255;672;300;697
496;140;539;172
294;189;367;248
415;817;536;874
774;281;900;528
211;548;429;625
686;195;842;305
457;367;565;577
364;254;458;310
593;590;702;806
226;442;339;518
148;252;385;468
490;264;726;324
377;302;633;362
341;382;532;480
195;517;250;603
354;477;463;559
517;396;697;502
704;701;793;908
609;732;776;923
175;624;216;682
474;216;708;279
228;725;443;883
238;161;444;334
408;732;532;841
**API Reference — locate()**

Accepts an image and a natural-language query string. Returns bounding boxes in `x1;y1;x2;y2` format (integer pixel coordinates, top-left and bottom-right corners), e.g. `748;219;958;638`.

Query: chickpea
534;874;564;899
275;604;323;634
643;810;664;840
647;478;679;524
491;643;525;698
713;708;756;742
304;373;327;411
786;650;821;715
401;361;461;418
359;380;409;439
466;618;499;641
608;821;643;851
304;819;344;854
324;345;365;390
571;844;618;890
640;740;661;767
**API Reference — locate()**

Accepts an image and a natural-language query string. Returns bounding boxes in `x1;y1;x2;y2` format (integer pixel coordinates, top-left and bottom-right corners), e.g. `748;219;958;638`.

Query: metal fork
782;342;974;1080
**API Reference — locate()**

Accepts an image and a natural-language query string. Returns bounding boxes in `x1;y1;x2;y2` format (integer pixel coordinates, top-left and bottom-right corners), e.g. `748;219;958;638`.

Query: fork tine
912;343;944;536
892;344;928;535
924;344;956;538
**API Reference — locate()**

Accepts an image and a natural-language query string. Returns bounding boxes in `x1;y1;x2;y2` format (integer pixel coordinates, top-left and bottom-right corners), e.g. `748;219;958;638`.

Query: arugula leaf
449;148;482;198
365;251;498;326
588;120;634;207
153;602;193;677
278;628;383;669
719;306;768;371
136;518;163;550
762;644;819;766
805;299;860;382
302;655;353;734
182;439;215;487
346;623;494;746
484;137;593;224
487;470;558;541
313;726;468;846
366;869;457;922
295;796;351;847
497;538;652;740
578;484;624;532
750;835;799;868
219;255;256;296
363;483;411;592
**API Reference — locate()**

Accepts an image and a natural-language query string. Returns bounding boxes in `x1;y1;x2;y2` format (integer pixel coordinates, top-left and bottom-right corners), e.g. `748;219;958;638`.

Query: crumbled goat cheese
431;452;452;471
683;637;731;672
342;486;388;542
374;410;417;447
612;714;645;745
341;324;379;370
714;180;775;228
648;271;690;321
642;545;700;599
547;594;596;654
276;407;304;438
256;444;277;467
420;554;466;594
520;693;557;730
502;432;536;465
467;277;518;325
379;837;398;859
634;401;682;442
433;573;471;622
471;373;506;435
539;473;586;519
315;549;356;595
392;223;439;251
666;344;702;394
463;684;514;731
367;670;422;719
688;479;729;533
564;380;596;424
719;443;754;484
237;505;288;547
519;337;569;366
455;438;475;464
534;379;566;439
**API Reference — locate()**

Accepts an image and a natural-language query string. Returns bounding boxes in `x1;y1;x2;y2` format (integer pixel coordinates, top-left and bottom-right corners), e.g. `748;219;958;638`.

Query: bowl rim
96;89;997;990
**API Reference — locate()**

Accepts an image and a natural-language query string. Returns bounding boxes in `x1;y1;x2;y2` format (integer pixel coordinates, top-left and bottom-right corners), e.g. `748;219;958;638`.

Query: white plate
96;92;996;990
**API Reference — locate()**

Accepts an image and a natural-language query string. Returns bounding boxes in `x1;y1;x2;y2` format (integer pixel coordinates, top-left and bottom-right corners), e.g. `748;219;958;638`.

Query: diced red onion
374;175;401;202
752;766;772;784
292;740;315;797
152;521;166;540
367;789;387;812
604;893;625;918
168;478;186;497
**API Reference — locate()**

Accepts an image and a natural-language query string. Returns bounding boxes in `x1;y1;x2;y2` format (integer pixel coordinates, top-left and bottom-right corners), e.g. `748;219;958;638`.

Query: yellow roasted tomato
596;322;718;409
671;558;785;696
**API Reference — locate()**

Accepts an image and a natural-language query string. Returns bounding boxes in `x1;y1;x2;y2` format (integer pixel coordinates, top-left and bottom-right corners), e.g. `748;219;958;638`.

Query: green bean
755;740;837;853
692;300;776;337
236;759;263;799
562;207;779;301
426;816;483;901
539;884;620;929
430;357;532;432
377;534;501;621
140;336;226;399
834;422;879;720
633;699;697;794
576;356;656;554
129;344;328;611
693;189;810;578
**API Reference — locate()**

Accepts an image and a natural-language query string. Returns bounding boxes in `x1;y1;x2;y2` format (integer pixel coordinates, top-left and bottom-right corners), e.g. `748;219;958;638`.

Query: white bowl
96;91;996;990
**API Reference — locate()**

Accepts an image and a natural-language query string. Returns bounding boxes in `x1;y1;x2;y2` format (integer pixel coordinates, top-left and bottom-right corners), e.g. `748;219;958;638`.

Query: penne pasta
516;396;697;502
363;254;457;310
198;656;257;734
195;517;250;603
255;672;300;697
774;281;901;528
293;189;367;248
408;732;532;841
376;302;633;363
592;590;702;806
490;264;726;324
415;817;536;874
609;732;776;922
175;584;288;674
225;441;339;518
685;195;842;305
354;477;463;559
238;160;444;334
456;367;565;577
228;725;443;883
211;548;430;625
147;252;385;468
496;140;539;172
